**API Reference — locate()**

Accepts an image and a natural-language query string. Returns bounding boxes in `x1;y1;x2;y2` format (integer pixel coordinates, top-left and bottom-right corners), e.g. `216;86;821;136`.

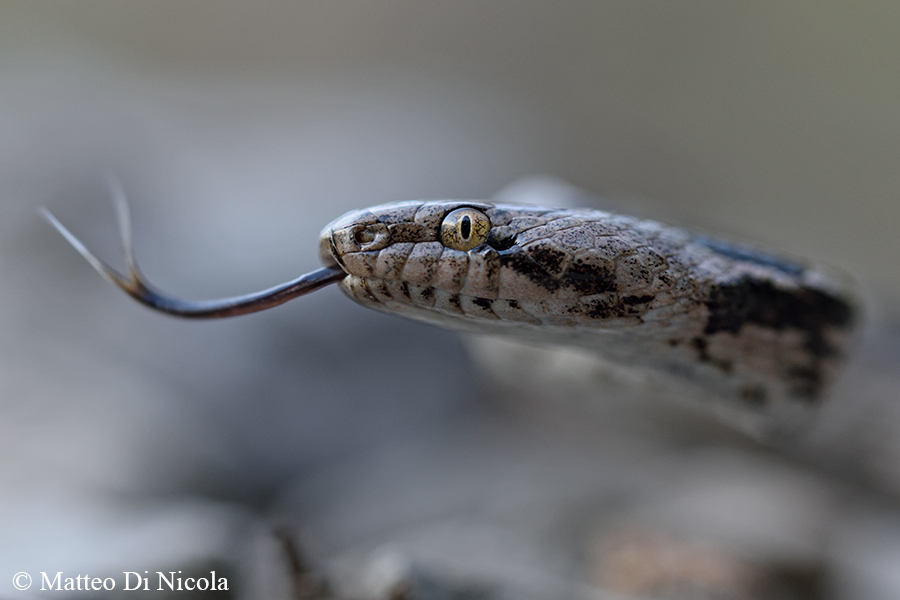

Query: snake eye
440;208;491;251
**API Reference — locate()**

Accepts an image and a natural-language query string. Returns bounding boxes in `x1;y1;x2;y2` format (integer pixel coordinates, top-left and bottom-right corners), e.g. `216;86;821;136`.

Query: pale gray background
1;3;899;599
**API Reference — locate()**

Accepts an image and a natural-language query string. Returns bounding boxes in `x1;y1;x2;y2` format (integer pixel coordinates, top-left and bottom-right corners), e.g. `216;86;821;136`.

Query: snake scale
45;196;857;427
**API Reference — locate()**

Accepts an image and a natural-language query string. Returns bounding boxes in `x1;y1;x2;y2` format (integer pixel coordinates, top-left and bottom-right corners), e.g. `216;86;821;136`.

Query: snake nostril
350;223;392;251
355;228;376;244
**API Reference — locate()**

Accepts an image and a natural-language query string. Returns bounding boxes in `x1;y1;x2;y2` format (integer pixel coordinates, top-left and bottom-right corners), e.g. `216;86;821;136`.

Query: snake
43;194;857;425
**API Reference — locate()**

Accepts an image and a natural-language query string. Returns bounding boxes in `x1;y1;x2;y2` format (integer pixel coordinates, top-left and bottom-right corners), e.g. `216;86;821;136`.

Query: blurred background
2;2;900;599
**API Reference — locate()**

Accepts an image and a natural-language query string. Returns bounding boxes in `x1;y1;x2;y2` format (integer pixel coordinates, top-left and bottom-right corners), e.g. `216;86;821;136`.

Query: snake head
317;199;630;331
319;200;511;326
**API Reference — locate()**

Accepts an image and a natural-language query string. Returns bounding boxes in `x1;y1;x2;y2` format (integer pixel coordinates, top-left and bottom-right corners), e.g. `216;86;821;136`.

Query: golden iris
440;208;491;251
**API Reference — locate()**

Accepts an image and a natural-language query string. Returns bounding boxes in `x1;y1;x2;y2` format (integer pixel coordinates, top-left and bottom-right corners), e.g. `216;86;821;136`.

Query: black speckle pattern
472;297;493;311
705;276;854;400
705;277;853;339
560;257;617;295
499;251;560;292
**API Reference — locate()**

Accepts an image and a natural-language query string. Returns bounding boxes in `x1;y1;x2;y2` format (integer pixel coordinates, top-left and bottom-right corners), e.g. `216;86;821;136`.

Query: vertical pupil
461;215;471;239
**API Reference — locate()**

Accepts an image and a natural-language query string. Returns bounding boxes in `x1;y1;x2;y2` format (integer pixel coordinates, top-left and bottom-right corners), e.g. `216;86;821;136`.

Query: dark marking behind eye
499;251;560;291
560;259;617;295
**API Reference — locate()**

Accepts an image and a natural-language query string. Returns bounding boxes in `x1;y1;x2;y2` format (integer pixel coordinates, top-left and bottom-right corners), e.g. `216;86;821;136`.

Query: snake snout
318;233;341;269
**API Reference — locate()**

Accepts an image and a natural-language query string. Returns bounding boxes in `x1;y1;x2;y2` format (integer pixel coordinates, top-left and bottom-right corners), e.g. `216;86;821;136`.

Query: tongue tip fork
41;185;345;319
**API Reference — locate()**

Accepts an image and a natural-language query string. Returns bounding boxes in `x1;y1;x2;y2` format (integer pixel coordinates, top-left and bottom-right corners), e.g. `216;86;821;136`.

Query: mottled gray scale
592;235;638;262
407;283;437;309
432;289;464;316
507;215;549;231
548;227;594;256
365;278;394;304
383;280;412;302
460;246;500;299
497;252;559;301
489;298;542;325
388;222;435;243
647;271;677;296
514;298;549;323
484;207;514;226
561;249;617;296
635;247;669;274
540;215;589;233
433;247;469;293
341;276;378;306
371;202;421;224
461;295;500;320
401;242;444;285
523;239;572;278
373;242;415;280
512;224;555;246
413;203;447;229
579;220;622;238
339;250;379;277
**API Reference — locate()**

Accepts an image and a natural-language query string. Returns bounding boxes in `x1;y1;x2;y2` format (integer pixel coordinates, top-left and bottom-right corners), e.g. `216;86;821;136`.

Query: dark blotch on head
448;294;462;310
560;258;617;295
499;251;560;292
584;295;651;320
526;244;568;277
